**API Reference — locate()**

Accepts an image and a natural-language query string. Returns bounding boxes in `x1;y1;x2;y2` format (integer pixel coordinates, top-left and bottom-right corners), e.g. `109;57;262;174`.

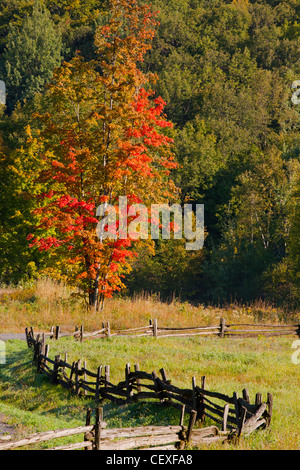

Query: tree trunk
88;271;105;313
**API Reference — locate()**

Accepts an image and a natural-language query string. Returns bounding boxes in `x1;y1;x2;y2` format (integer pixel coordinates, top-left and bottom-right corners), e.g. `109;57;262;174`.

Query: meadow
0;279;299;450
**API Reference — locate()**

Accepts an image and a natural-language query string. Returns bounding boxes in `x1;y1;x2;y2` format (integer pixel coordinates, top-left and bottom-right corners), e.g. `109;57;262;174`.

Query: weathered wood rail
0;407;182;450
0;406;240;451
24;328;273;447
0;399;272;451
27;318;300;343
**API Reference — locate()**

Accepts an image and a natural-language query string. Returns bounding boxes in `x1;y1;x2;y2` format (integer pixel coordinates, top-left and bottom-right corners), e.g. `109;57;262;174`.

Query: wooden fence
0;407;99;450
26;318;300;343
0;405;253;451
24;329;273;447
0;406;181;450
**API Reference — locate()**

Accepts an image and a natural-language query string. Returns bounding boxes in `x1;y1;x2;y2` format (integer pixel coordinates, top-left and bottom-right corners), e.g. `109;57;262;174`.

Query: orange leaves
27;0;178;306
28;235;62;252
51;160;64;168
117;87;175;179
131;88;174;148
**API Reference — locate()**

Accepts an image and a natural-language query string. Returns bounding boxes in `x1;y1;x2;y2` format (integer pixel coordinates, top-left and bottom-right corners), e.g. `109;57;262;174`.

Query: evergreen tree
0;0;35;54
1;2;62;113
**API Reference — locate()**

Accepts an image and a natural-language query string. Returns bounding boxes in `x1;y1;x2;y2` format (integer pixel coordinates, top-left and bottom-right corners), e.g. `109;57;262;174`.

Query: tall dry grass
0;277;298;333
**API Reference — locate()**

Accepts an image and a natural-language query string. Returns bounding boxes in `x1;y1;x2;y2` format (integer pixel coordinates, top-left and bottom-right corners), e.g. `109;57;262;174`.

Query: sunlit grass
0;278;297;333
0;278;299;449
1;331;299;450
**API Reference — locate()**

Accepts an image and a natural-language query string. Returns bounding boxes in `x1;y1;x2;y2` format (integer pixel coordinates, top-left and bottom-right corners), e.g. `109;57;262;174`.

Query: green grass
1;334;300;449
1;280;299;450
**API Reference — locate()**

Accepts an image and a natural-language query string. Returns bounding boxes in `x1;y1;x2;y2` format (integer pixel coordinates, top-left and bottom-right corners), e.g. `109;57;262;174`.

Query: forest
0;0;299;310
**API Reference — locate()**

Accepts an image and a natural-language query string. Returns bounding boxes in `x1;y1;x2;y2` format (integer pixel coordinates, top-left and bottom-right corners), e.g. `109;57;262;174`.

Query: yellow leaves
25;124;32;140
11;210;22;219
232;0;249;7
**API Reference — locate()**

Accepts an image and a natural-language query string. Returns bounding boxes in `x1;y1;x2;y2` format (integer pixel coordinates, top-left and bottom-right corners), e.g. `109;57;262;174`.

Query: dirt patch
0;414;16;440
0;334;26;341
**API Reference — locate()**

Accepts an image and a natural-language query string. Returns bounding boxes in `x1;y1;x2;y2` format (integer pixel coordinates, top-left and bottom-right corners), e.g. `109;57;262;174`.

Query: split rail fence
0;405;253;451
23;328;273;449
28;318;300;343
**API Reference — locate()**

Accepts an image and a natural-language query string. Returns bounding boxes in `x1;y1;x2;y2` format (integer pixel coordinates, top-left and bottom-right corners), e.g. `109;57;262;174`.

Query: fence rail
24;329;273;447
0;405;241;451
27;318;299;344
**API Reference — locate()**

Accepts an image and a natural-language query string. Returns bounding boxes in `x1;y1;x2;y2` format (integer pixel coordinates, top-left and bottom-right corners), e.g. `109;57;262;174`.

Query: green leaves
1;2;62;113
137;0;300;305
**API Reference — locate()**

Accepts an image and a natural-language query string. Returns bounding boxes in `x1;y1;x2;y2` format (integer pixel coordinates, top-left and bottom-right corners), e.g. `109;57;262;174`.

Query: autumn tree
27;0;177;312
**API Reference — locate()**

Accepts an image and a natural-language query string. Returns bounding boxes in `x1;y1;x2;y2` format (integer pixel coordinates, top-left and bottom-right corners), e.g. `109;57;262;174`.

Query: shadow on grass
0;341;186;430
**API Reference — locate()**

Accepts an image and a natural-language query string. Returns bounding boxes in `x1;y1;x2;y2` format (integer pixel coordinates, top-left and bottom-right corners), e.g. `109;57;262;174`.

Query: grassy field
0;279;299;450
0;278;297;333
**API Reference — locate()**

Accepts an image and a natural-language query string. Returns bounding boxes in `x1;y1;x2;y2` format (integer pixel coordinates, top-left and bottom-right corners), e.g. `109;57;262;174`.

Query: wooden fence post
94;406;103;450
237;407;247;437
52;355;61;384
233;392;240;427
43;344;49;374
219;318;226;338
180;405;185;427
37;334;45;373
106;322;111;338
55;326;60;340
177;405;187;449
95;366;102;402
222;403;229;432
80;326;83;343
36;340;42;373
69;361;76;385
74;326;79;340
199;376;206;423
25;328;30;348
125;363;132;399
153;319;158;338
75;360;82;395
255;393;262;408
62;352;68;375
84;408;92;451
134;364;141;394
159;368;168;382
152;371;158;391
152;370;164;402
105;365;110;389
186;410;197;443
192;376;197;411
37;335;46;374
266;393;273;427
83;360;87;397
242;388;250;403
32;334;39;363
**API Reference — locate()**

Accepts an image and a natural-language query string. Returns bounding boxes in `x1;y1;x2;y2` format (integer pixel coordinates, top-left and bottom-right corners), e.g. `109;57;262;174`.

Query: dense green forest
0;0;299;308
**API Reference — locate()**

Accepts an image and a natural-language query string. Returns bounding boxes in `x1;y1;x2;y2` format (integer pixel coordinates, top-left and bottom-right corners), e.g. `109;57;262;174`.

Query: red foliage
28;0;178;307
